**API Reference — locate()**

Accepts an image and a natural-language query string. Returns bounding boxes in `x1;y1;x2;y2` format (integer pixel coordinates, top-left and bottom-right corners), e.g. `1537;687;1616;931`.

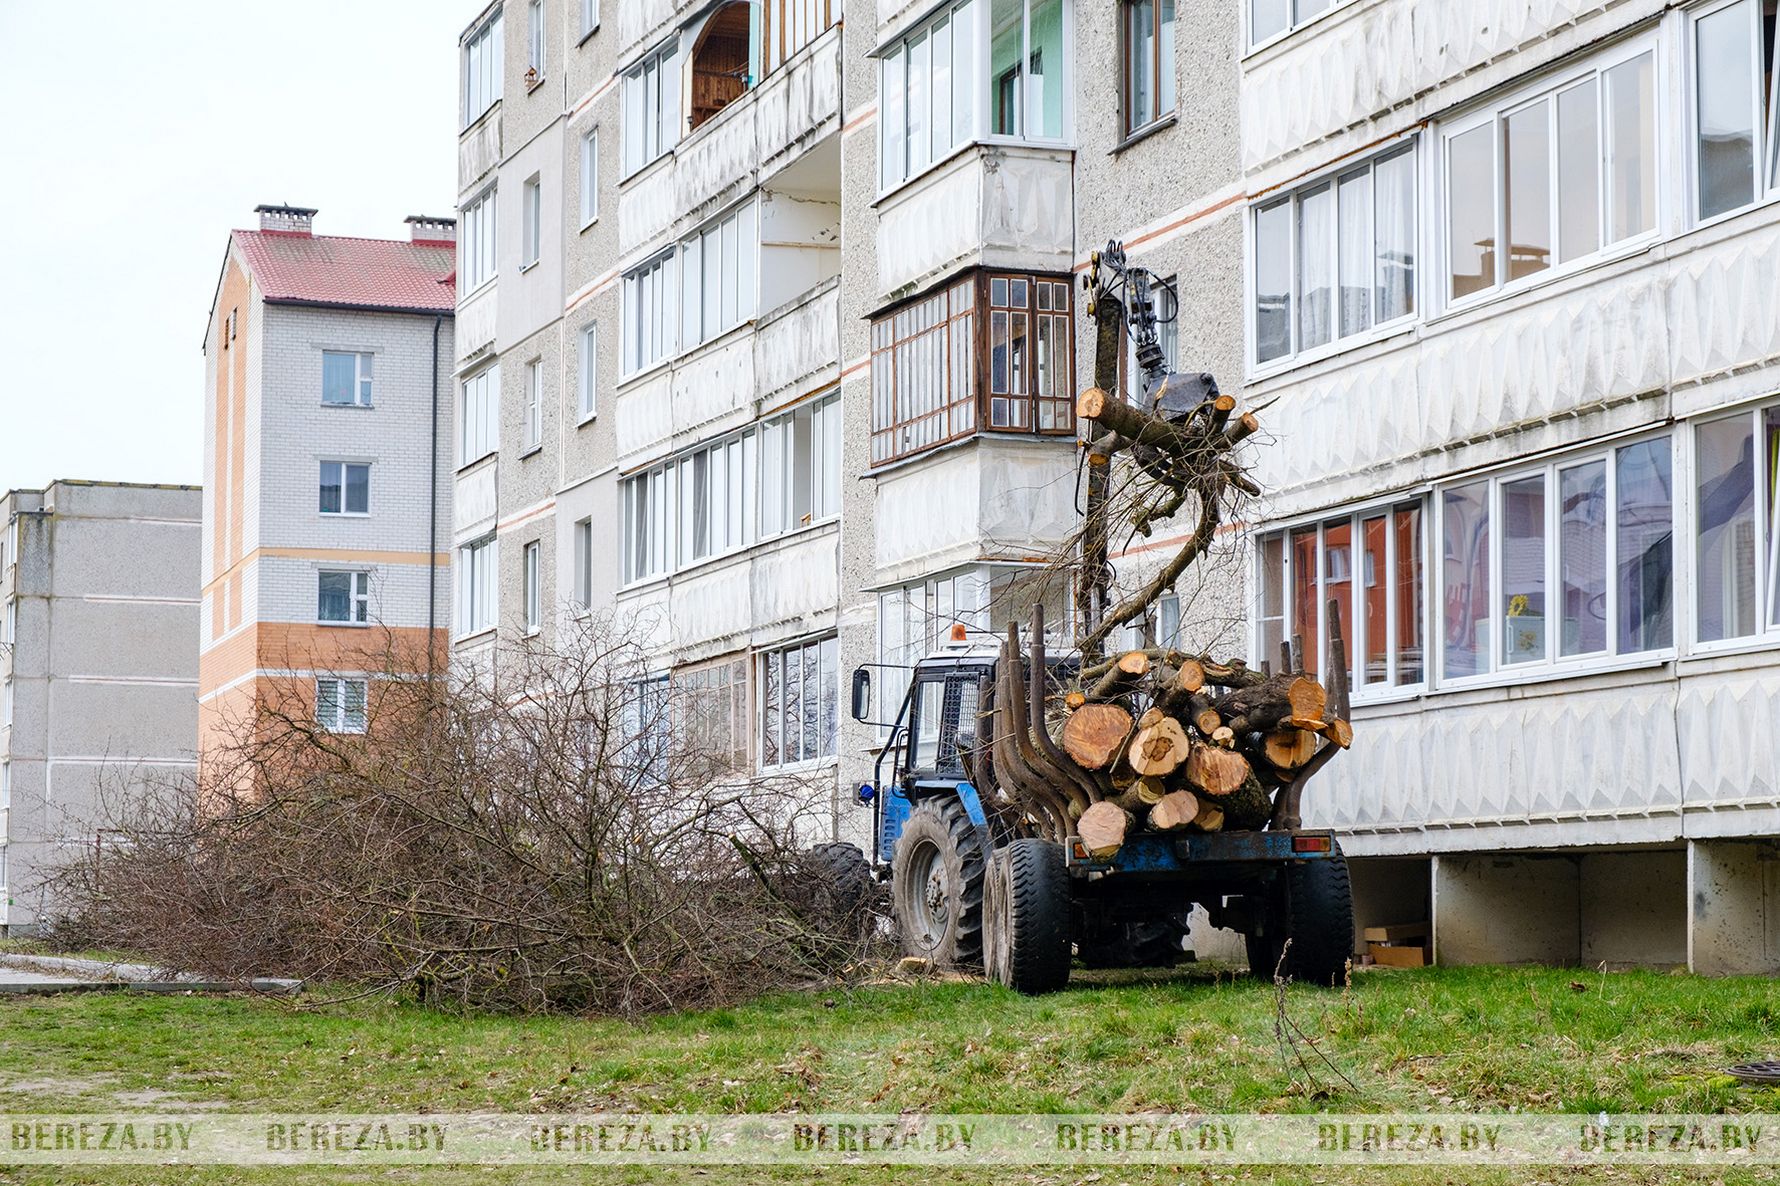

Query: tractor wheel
1245;846;1354;986
983;839;1072;994
798;841;873;936
1077;913;1194;969
891;797;987;969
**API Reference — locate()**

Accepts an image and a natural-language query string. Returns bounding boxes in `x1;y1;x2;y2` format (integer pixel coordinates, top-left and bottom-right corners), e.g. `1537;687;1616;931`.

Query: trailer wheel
1246;847;1354;986
983;839;1071;994
892;797;987;969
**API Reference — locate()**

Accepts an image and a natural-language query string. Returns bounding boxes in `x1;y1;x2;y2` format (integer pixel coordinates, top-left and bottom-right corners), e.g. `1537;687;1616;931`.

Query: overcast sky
0;0;490;492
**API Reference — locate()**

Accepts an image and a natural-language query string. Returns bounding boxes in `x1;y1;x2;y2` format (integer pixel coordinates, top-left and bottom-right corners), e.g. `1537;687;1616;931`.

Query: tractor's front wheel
891;797;987;969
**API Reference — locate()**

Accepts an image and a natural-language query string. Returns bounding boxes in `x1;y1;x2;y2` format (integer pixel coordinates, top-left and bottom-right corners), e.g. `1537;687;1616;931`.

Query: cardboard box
1368;942;1428;968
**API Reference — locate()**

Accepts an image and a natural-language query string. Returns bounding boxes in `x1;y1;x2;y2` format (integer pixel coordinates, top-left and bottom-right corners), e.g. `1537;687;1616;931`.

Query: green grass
4;963;1780;1184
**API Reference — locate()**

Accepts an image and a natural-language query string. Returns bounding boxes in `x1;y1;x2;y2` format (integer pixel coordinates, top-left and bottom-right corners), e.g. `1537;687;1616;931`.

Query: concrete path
0;951;301;996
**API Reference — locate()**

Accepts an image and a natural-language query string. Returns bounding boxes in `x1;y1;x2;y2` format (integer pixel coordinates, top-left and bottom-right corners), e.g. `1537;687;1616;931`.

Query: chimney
255;204;317;235
406;215;457;246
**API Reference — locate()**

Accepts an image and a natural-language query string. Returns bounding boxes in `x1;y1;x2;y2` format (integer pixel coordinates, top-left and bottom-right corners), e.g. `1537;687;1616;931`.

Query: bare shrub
45;618;877;1015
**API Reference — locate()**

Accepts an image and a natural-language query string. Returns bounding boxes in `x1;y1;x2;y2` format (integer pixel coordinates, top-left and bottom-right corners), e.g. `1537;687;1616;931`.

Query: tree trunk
1078;801;1133;862
1184;742;1251;798
1128;716;1192;778
1060;703;1134;770
1148;789;1201;832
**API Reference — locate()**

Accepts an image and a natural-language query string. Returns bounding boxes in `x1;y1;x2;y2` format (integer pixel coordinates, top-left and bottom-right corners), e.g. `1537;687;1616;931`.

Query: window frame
678;199;760;351
318;460;371;517
521;175;542;269
577;322;598;422
1431;429;1679;690
523;358;543;452
1685;0;1780;227
621;39;680;179
1121;0;1175;139
579;127;599;227
460;186;498;294
1437;34;1662;314
458;535;499;638
462;8;505;128
1251;497;1432;703
763;0;836;75
758;633;840;771
1687;399;1780;654
316;569;372;626
620;248;678;377
316;677;368;734
572;517;594;607
869;269;1075;467
1247;138;1419;376
321;350;374;407
581;0;598;39
522;539;542;634
459;363;501;467
527;0;545;81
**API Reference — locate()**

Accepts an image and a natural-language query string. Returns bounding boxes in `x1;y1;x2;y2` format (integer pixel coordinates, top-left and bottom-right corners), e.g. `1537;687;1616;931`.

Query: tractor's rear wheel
983;839;1072;994
891;797;987;969
1246;847;1354;986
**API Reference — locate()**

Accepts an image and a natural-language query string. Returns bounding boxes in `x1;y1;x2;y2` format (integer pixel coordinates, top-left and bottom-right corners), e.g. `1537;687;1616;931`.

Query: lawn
3;962;1780;1185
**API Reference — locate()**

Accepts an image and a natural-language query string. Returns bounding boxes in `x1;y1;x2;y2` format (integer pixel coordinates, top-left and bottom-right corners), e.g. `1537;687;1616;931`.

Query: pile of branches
44;621;874;1016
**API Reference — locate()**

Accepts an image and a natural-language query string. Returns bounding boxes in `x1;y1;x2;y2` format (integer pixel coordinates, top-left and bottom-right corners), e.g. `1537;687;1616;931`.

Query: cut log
1128;716;1192;778
1285;716;1329;733
1225;411;1261;445
1184;742;1252;798
1319;719;1355;750
1088;649;1153;702
1059;703;1133;770
1077;801;1133;862
1216;674;1327;735
1064;691;1087;711
1193;706;1223;736
1193;800;1225;832
1261;728;1319;771
1112;776;1168;814
1137;707;1164;730
1220;775;1273;831
1210;725;1236;749
1148;789;1201;832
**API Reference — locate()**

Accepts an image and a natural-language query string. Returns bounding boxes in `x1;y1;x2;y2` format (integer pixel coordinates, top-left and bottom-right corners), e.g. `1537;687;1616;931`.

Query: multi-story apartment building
455;0;1780;972
198;206;455;767
0;481;201;934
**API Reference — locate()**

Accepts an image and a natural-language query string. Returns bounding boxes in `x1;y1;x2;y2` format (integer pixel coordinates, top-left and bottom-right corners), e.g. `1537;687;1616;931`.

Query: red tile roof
232;229;456;314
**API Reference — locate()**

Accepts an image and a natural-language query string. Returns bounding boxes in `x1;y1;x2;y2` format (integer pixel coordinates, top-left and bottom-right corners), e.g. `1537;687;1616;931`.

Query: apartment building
198;207;455;767
0;481;201;934
456;0;1780;971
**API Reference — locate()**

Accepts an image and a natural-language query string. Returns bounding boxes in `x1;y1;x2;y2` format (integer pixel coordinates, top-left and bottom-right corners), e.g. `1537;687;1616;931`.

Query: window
679;202;759;348
460;365;500;465
461;188;497;292
523;359;542;450
765;0;836;74
1444;43;1656;303
527;0;544;79
621;251;677;374
1255;503;1426;693
317;570;371;624
459;536;498;635
579;129;599;226
1694;404;1780;644
577;324;598;420
322;351;373;406
622;40;679;176
572;518;594;606
318;461;370;515
581;0;598;37
1691;0;1780;222
1437;437;1673;682
678;657;749;771
1122;0;1175;136
1251;0;1342;46
1253;144;1414;367
620;675;671;780
463;8;504;126
619;392;840;581
760;636;838;768
870;271;1073;465
317;678;368;733
522;176;542;268
523;540;541;633
689;3;754;131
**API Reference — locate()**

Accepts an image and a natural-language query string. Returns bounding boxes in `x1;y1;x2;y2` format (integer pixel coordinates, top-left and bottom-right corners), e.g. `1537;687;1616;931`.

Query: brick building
197;206;455;768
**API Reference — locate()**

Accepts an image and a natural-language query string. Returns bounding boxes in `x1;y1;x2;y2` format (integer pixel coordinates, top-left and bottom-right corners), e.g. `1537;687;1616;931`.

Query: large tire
798;842;873;934
1246;848;1354;986
891;797;987;969
1078;913;1194;969
983;839;1072;994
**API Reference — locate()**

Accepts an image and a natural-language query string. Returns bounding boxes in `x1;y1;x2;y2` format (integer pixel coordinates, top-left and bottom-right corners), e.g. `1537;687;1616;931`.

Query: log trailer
847;245;1355;994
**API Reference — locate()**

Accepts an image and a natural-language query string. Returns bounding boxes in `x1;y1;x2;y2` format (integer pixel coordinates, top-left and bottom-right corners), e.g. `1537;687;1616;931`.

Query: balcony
619;24;841;261
874;143;1075;302
457;104;502;191
615;281;839;470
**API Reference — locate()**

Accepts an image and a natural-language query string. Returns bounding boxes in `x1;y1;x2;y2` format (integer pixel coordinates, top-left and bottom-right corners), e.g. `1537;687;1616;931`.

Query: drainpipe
428;314;442;684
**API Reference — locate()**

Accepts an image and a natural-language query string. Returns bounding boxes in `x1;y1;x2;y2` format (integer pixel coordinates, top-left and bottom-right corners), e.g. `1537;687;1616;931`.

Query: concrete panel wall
1434;853;1579;966
1581;850;1686;968
1689;840;1780;977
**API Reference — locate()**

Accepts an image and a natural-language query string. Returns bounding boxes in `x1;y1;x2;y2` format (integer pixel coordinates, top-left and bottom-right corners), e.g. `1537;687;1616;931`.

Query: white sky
0;0;491;492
